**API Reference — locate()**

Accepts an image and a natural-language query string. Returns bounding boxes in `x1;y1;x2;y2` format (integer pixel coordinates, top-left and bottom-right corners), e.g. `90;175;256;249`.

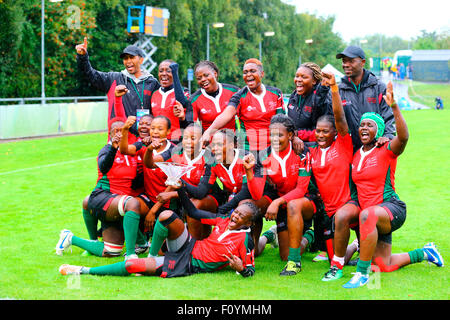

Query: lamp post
206;22;224;61
259;31;275;62
41;0;63;104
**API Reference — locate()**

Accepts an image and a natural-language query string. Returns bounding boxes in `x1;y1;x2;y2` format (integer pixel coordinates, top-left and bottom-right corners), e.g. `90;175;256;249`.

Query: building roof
411;50;450;62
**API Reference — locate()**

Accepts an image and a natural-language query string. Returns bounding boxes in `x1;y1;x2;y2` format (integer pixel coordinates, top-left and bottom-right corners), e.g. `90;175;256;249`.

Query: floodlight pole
41;0;45;104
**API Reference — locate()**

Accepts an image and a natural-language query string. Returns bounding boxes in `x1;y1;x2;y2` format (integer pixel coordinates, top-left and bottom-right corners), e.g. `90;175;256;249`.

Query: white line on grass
0;157;96;176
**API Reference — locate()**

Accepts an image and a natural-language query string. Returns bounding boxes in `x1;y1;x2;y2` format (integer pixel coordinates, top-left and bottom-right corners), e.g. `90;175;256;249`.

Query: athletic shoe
423;242;444;267
342;272;369;289
124;253;138;261
55;229;73;256
135;242;150;255
322;266;344;281
312;251;328;262
279;260;301;276
269;225;279;248
59;264;83;275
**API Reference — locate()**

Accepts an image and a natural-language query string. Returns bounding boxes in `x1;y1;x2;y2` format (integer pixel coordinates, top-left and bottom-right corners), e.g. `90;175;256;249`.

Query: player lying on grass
56;119;146;258
59;184;257;278
343;82;444;289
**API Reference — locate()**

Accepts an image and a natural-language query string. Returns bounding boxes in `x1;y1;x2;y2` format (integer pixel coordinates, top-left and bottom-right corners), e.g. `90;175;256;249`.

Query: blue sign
187;68;194;81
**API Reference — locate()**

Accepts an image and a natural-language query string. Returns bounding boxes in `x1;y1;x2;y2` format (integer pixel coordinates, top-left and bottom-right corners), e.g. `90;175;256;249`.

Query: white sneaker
55;229;73;256
124;253;138;261
269;225;279;248
59;264;83;275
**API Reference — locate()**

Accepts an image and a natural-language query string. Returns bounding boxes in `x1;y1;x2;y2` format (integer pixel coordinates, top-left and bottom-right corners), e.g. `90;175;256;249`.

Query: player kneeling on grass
343;82;444;289
55;120;145;258
59;183;257;278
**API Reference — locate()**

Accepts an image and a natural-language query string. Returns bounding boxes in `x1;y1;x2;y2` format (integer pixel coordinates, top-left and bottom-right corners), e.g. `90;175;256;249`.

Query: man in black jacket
334;46;395;151
76;37;160;141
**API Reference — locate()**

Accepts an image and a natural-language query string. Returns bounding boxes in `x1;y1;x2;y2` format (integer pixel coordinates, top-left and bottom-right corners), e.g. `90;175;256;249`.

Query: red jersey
191;216;254;273
95;144;138;195
208;149;247;193
191;83;239;132
151;87;190;141
170;148;209;187
308;133;354;216
248;143;303;200
229;85;285;151
352;143;399;210
136;141;174;207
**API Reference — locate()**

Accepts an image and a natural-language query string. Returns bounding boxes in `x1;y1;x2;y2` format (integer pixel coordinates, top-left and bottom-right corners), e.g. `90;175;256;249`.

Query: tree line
0;0;346;99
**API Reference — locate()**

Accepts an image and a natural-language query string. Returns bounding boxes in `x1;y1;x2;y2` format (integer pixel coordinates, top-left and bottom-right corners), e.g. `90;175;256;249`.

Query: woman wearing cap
343;82;444;289
201;58;285;154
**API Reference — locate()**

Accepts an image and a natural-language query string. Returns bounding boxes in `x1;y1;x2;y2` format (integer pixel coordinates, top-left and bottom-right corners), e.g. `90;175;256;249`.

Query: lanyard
349;78;361;93
130;79;145;109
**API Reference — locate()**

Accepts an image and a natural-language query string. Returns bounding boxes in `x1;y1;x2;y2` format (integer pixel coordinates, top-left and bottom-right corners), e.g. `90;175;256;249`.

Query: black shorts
137;193;175;220
378;196;407;244
160;234;197;278
87;188;123;230
271;192;320;233
322;199;360;240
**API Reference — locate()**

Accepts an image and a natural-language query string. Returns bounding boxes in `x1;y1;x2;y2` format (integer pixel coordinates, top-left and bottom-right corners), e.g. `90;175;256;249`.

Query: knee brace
118;195;133;216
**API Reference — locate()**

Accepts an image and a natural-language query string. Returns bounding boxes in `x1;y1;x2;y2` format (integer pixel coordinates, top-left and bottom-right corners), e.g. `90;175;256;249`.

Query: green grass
0;110;449;300
402;80;450;108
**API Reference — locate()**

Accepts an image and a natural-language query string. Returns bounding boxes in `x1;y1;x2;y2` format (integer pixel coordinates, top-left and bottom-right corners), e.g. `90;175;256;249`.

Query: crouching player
59;184;256;278
55;119;144;258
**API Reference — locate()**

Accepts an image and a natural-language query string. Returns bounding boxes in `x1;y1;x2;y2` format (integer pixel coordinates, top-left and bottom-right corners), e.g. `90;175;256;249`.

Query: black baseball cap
119;45;145;58
336;46;365;60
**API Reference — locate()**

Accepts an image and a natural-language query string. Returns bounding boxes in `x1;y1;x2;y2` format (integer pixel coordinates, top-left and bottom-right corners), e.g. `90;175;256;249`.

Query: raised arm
383;81;409;156
322;72;349;136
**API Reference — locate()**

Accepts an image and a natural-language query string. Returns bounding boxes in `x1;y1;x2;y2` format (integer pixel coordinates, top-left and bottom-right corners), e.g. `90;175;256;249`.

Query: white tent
322;64;344;83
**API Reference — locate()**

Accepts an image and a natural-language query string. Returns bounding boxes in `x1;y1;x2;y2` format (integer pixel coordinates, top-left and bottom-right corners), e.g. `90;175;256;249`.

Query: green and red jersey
208;149;247;194
229;85;285;151
352;142;398;210
135;141;174;207
191;216;255;274
169;148;209;187
248;143;306;200
94;144;138;195
151;87;190;141
308;133;355;217
190;83;239;132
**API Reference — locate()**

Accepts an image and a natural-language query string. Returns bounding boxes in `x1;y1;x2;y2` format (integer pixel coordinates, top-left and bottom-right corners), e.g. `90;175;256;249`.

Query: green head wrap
360;112;385;140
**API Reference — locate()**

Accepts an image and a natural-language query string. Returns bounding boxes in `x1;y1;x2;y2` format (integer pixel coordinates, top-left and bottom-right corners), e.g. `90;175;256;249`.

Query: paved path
379;73;429;110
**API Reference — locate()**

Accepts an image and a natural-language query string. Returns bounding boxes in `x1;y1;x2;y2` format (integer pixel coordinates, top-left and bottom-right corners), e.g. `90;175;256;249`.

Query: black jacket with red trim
77;53;160;137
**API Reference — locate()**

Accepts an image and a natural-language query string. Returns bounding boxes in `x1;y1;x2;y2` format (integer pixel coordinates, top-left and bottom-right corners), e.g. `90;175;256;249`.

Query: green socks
123;211;141;256
262;229;275;243
303;229;315;245
82;209;98;240
149;219;169;257
356;259;372;275
84;261;129;276
72;235;104;257
288;247;302;263
408;248;425;264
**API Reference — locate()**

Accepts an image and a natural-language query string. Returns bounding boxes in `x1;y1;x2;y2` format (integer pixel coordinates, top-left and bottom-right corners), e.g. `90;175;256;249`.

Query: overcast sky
282;0;450;42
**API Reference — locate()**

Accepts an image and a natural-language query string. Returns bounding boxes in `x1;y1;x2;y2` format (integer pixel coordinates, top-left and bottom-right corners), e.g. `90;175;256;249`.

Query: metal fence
0;96;107;105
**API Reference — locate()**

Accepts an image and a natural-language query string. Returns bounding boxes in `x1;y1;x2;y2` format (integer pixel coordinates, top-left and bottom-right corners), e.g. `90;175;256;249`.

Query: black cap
336;46;365;60
119;45;145;58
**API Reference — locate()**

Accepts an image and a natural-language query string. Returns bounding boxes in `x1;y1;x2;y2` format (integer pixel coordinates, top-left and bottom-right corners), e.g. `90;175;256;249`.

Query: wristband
331;85;339;93
390;101;397;108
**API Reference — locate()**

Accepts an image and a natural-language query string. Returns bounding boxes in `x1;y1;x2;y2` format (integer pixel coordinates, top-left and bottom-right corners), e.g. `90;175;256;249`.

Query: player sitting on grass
59;184;257;278
343;82;444;289
56;119;145;258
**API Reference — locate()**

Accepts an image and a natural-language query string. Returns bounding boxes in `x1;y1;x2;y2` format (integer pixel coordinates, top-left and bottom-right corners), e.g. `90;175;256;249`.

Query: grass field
404;80;450;108
0;109;449;301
